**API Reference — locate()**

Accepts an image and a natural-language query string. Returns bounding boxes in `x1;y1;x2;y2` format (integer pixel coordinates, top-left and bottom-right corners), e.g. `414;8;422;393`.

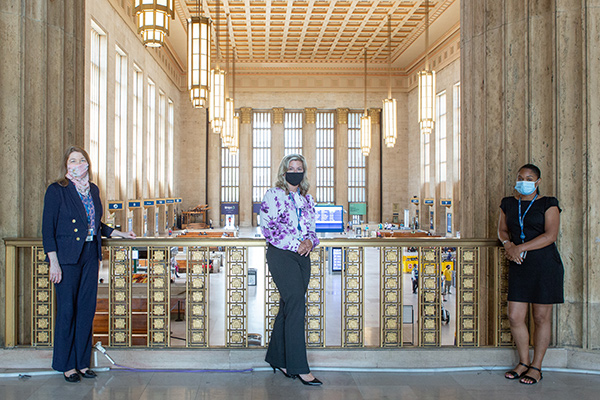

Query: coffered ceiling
173;0;458;65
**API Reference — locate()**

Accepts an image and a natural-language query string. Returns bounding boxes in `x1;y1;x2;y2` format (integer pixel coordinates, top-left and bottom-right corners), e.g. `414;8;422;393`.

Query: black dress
500;196;564;304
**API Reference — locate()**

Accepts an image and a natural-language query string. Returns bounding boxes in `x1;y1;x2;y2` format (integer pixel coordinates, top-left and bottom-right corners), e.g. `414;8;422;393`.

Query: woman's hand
48;252;62;284
297;239;313;257
112;230;137;239
504;242;524;264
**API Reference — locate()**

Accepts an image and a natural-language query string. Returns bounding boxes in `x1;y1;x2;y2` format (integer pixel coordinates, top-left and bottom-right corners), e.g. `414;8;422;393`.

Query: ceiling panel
181;0;456;64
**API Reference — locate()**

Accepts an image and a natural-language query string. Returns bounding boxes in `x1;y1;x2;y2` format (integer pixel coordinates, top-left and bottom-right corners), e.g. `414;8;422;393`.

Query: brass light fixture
383;15;397;147
209;0;226;135
223;15;236;148
188;1;210;108
133;0;175;47
360;49;371;157
418;0;436;135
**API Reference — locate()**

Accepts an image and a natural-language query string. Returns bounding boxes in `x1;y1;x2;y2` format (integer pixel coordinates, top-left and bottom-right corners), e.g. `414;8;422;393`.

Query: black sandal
519;365;543;384
505;362;529;380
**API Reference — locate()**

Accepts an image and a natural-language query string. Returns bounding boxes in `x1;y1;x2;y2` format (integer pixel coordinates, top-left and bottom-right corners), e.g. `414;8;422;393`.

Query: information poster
349;202;367;215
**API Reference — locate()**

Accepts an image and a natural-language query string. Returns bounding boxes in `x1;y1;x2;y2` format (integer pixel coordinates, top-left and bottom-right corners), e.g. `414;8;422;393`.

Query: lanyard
288;191;302;234
518;193;538;242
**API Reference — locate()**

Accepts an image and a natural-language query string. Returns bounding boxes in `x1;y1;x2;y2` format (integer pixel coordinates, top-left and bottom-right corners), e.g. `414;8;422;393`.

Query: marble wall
461;0;600;349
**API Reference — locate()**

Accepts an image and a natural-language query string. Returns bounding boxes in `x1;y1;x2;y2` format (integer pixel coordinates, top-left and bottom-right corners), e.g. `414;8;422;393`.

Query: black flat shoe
64;373;80;383
78;369;97;378
295;374;323;386
505;362;529;380
270;364;292;378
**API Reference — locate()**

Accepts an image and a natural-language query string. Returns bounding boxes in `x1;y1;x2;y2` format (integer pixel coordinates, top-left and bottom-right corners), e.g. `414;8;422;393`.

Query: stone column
461;0;597;348
0;0;86;346
303;108;317;196
336;109;349;224
271;108;284;183
207;123;221;227
367;108;381;223
239;107;253;226
584;0;600;350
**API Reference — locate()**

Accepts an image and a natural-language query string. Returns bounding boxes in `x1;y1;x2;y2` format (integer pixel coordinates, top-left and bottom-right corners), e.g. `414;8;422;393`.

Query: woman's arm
498;209;523;264
108;228;137;239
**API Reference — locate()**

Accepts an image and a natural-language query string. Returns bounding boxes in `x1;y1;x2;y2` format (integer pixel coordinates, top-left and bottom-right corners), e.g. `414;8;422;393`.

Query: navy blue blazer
42;181;114;265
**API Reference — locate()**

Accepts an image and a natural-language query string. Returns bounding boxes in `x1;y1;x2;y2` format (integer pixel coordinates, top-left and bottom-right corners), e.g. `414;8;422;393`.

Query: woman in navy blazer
42;146;135;382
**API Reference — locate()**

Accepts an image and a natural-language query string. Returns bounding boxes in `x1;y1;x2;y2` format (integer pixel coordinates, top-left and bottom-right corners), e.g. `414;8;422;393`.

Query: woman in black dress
497;164;564;384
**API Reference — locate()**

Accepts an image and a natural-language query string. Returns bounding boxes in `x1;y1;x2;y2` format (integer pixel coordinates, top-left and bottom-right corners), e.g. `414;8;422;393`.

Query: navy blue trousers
52;240;99;372
264;244;311;375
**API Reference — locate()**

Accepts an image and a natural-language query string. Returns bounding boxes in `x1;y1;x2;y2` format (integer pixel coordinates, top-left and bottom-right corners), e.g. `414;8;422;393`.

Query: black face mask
285;172;304;186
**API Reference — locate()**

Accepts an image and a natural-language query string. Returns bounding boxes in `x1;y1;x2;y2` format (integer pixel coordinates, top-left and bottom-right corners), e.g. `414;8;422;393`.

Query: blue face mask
515;180;538;195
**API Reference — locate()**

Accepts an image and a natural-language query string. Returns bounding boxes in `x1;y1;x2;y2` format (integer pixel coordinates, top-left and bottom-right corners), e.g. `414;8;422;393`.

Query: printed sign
221;203;239;215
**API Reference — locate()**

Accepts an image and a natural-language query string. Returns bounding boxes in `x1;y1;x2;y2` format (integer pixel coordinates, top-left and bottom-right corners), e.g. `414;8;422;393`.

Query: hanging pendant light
133;0;175;47
418;0;435;135
188;1;210;108
229;114;239;154
383;15;397;147
222;15;237;148
209;0;225;134
361;49;371;156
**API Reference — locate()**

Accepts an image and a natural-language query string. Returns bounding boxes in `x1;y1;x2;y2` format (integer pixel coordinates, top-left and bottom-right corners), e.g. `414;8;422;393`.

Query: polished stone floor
1;368;599;400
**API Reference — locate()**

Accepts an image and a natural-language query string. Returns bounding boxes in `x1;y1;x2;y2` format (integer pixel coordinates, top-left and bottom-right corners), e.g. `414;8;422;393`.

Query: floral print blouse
260;187;320;252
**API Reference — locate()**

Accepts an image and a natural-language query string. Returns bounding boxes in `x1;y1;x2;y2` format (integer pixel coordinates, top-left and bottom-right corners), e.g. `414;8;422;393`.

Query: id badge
85;228;94;242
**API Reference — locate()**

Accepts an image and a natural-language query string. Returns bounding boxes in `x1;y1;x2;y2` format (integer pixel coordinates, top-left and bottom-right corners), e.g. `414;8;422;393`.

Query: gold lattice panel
109;247;132;346
457;247;479;347
182;1;454;64
147;247;170;347
496;248;513;346
342;247;363;347
31;246;53;346
380;247;403;347
226;246;247;347
419;247;440;346
306;247;325;347
186;247;210;347
264;247;278;346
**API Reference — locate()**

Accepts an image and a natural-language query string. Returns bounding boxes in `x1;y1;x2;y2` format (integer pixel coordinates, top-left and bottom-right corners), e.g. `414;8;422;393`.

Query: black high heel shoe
295;374;323;386
270;364;292;378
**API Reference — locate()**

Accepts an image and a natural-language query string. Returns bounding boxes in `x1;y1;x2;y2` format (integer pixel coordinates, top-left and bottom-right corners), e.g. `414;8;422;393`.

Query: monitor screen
314;205;344;232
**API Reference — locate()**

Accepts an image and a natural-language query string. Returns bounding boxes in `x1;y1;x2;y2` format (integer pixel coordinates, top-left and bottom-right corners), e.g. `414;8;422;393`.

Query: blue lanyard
288;191;302;234
518;194;538;242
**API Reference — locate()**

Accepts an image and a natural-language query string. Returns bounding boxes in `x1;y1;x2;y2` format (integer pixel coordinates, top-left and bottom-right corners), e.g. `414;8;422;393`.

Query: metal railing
3;237;511;349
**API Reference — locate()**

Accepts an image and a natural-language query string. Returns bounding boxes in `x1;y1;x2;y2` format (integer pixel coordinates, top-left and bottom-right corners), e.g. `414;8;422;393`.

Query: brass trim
109;246;132;347
186;246;210;347
456;247;479;347
264;247;278;346
419;247;441;347
226;246;247;347
496;247;513;346
147;246;171;347
3;236;502;249
380;246;403;347
5;244;17;347
306;247;325;347
31;246;53;347
342;247;363;347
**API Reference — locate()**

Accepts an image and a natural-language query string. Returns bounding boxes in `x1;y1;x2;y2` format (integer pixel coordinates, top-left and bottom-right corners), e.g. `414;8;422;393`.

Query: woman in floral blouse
260;154;322;386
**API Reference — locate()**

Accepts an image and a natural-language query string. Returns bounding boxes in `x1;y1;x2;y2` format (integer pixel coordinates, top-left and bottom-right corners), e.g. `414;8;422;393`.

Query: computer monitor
314;205;344;233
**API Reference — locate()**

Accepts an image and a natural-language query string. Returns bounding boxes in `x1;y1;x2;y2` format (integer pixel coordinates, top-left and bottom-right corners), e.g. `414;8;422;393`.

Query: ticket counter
128;200;142;236
166;198;175;231
156;199;166;235
107;200;124;230
143;200;155;237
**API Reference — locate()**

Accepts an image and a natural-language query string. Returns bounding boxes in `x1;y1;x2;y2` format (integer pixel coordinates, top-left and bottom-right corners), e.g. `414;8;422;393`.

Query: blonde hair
57;145;93;187
275;153;310;196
